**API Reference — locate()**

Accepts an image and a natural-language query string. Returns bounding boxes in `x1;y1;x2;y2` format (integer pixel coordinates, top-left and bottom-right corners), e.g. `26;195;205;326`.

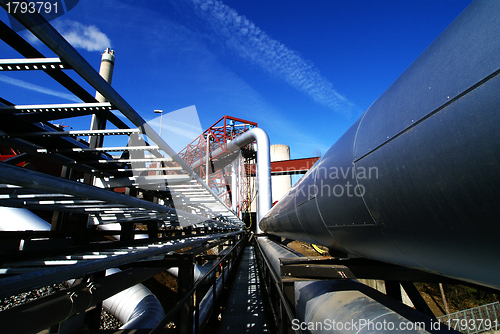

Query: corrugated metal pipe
104;268;165;329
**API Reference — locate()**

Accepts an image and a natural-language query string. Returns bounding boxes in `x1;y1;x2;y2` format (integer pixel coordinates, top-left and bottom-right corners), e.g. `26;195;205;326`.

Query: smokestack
94;47;115;103
89;48;115;148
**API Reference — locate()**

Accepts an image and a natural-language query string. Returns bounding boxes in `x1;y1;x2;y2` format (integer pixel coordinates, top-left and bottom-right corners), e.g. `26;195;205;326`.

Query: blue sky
0;0;472;159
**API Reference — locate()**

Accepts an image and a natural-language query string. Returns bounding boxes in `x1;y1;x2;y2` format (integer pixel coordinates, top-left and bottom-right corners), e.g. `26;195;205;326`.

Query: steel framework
0;3;246;333
178;116;258;217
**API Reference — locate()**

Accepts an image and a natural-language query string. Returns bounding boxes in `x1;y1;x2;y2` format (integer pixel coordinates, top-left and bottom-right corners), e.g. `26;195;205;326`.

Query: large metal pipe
260;0;500;290
257;238;455;334
103;268;165;329
227;128;271;228
231;158;238;213
191;128;272;227
197;249;232;329
166;260;216;286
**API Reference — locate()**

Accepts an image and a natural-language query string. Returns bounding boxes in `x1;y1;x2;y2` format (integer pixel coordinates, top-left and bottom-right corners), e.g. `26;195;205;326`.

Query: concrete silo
270;144;292;204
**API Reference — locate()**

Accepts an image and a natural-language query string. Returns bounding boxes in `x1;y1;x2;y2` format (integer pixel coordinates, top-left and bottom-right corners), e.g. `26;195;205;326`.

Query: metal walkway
219;245;268;333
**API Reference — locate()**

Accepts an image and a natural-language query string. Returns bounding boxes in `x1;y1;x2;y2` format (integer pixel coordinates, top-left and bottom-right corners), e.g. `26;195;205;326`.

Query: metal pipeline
260;0;500;290
189;128;272;227
103;268;165;329
166;260;216;285
196;246;233;328
257;237;456;334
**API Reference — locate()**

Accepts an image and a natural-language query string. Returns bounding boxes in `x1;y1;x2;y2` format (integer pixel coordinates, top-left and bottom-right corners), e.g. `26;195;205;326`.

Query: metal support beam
0;128;139;139
0;102;112;114
0;267;164;333
178;254;195;334
401;281;437;319
279;256;462;283
0;20;129;130
0;232;240;299
0;163;172;214
385;280;403;302
0;5;241;225
0;57;67;71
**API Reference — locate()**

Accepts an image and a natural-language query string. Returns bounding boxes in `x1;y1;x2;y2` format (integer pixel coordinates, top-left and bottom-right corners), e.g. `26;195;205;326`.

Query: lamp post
154;109;163;136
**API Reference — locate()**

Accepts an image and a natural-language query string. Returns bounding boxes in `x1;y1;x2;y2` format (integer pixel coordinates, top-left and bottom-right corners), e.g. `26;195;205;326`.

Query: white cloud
0;74;81;102
187;0;358;113
53;20;111;52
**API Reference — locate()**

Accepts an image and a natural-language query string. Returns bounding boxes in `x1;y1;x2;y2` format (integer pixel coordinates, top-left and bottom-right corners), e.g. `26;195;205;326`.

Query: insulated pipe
197;246;233;330
197;262;230;329
257;238;456;334
227;128;271;228
231;158;238;213
206;132;211;185
104;268;165;329
166;260;216;284
190;128;272;228
260;0;500;290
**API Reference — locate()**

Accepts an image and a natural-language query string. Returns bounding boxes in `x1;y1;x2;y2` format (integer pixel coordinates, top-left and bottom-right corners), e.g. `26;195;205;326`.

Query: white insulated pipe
231;158;238;214
226;128;271;231
166;260;216;284
206;132;211;185
189;128;272;231
103;268;165;329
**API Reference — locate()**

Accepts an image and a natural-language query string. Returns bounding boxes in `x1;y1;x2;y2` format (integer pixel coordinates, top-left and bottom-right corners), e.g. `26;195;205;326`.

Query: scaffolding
0;3;246;333
177;116;257;216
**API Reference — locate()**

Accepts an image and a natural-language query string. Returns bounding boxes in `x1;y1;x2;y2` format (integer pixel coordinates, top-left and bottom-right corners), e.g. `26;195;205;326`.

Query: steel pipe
260;0;500;290
226;128;272;227
257;238;456;334
191;128;272;227
103;268;165;329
